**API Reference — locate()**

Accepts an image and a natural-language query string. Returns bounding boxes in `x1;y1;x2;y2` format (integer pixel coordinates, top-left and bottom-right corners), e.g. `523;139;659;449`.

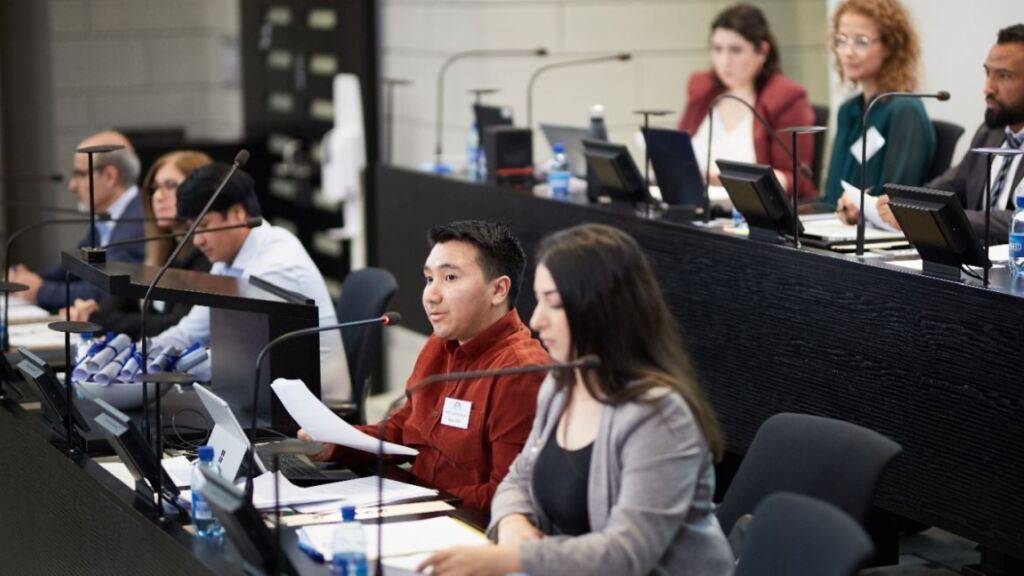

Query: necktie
991;130;1024;208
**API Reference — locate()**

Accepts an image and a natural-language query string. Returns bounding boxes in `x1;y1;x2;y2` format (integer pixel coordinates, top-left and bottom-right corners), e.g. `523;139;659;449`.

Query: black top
533;430;593;536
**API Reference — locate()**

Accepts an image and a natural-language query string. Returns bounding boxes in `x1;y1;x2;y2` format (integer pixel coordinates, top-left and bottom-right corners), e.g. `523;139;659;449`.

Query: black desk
374;165;1024;559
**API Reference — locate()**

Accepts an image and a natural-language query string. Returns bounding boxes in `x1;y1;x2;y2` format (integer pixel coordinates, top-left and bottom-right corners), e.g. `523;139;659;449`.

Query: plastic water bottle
466;122;481;181
732;206;747;229
548;143;571;200
330;505;368;575
191;445;223;538
588;104;608;141
1010;184;1024;278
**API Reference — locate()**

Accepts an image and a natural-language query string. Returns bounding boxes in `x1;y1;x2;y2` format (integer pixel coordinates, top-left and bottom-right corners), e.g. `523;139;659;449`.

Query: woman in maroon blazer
679;4;818;199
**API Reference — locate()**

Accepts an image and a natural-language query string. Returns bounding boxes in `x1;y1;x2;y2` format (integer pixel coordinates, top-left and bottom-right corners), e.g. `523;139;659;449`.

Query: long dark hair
536;224;723;459
711;3;781;92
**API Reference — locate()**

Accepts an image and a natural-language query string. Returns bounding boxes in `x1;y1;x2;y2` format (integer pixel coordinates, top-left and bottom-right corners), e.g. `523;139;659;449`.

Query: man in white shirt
152;163;351;402
8;130;145;311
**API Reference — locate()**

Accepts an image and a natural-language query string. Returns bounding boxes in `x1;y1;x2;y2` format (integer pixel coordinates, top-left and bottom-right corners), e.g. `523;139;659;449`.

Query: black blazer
88;246;212;337
927;124;1024;242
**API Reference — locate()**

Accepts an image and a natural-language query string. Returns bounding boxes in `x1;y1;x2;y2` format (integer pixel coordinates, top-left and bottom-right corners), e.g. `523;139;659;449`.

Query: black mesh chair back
716;412;902;536
336;267;398;424
811;104;830;190
928;120;966;181
734;492;874;576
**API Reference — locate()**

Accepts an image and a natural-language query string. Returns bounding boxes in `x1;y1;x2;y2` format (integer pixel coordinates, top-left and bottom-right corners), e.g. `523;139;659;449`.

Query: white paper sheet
888;244;1011;272
271;378;417;456
298;516;490;561
841;180;900;232
9;322;75;351
99;455;193;489
290;476;438;513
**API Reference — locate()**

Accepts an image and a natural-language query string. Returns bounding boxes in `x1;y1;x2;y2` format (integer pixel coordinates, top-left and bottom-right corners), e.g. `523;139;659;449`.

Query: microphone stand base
81;247;106;264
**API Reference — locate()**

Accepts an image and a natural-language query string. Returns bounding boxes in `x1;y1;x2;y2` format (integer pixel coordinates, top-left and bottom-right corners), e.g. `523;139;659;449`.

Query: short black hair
176;162;261;221
998;24;1024;46
428;220;526;308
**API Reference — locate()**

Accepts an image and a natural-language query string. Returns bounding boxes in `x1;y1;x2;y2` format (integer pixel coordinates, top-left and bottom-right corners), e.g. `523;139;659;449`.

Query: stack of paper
99;455;193;489
249;472;438;511
297;516;490;562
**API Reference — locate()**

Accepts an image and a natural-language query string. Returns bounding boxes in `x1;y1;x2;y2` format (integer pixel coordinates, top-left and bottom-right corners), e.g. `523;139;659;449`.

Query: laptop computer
541;124;593;178
642;127;706;206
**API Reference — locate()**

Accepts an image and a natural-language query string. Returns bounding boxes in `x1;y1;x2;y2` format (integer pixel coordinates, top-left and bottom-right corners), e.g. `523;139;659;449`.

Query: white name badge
441;397;472;429
850;126;886;165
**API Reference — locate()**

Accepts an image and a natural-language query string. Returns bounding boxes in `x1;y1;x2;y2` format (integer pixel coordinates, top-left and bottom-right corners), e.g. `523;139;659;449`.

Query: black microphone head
382;311;402;326
617;53;632;61
576;354;601;369
245;216;263;228
935;90;951;101
535;48;549;56
233;149;250;167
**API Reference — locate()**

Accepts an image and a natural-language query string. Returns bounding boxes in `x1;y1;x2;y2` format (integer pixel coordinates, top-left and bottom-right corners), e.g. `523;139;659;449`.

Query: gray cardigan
488;376;734;576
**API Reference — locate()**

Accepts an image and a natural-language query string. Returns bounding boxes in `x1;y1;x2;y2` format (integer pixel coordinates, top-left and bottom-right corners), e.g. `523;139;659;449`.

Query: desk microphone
525;53;631;128
855;90;950;256
703;93;816;223
433;48;548;167
244;311;402;499
101;217;262;249
138;149;248;520
371;354;601;576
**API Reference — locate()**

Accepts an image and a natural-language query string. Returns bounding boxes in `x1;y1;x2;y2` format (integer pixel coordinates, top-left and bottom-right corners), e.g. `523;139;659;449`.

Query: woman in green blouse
827;0;935;216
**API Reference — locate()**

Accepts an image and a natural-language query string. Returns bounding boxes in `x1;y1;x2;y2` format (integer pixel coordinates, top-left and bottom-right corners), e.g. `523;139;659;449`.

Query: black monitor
92;397;181;506
884;184;989;281
199;467;298;576
17;348;92;439
473;104;513;137
582;139;654;205
642;127;705;206
717;159;802;243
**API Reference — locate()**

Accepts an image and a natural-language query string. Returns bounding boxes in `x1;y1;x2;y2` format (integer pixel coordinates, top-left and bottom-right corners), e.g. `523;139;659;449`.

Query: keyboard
258;452;327;480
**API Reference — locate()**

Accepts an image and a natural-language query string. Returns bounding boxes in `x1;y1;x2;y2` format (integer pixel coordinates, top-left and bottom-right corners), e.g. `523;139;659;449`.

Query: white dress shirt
153;222;352;402
992;126;1024;209
692;111;757;178
97;185;138;246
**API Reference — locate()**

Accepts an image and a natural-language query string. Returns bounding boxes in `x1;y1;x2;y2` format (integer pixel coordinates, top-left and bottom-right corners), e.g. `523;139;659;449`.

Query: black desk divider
717;159;803;244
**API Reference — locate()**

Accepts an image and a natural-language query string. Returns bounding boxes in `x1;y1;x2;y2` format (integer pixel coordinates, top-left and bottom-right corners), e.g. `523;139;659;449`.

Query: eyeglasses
150;179;182;194
832;33;879;53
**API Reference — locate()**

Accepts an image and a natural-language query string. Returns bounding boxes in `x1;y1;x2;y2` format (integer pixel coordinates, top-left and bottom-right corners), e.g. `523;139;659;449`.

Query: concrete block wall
49;0;243;176
380;0;831;171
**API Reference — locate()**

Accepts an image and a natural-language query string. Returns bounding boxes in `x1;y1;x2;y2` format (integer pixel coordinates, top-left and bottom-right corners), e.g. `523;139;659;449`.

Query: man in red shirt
308;220;549;510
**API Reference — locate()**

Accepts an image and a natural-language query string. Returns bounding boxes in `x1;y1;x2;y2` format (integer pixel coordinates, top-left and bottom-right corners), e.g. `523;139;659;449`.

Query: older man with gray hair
8;130;146;311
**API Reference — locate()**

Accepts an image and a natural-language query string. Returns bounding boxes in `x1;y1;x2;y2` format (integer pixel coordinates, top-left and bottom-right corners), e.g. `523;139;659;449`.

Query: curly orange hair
831;0;921;93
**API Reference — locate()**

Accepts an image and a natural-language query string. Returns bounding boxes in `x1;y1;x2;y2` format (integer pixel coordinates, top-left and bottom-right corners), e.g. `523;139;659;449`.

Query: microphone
702;93;816;224
76;143;126;263
433;48;548;168
139;149;248;520
371;354;601;575
526;53;631;128
100;217;262;249
855;91;949;256
244;312;402;498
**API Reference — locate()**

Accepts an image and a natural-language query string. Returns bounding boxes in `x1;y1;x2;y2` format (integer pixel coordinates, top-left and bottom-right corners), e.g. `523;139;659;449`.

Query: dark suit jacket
36;191;146;311
927;124;1024;242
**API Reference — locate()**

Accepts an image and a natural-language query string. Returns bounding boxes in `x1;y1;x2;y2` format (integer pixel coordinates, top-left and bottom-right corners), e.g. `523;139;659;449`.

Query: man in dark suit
877;24;1024;242
7;131;146;312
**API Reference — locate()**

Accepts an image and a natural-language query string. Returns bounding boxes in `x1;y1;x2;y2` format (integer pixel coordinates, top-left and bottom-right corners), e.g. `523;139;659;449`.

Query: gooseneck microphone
100;217;262;249
138;149;248;520
243;311;402;499
372;354;601;576
703;93;816;224
433;48;548;167
855;90;950;255
525;53;631;128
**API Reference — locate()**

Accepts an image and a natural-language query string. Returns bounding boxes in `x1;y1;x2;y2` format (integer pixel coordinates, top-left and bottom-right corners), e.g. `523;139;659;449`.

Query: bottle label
192;493;212;520
1010;234;1024;259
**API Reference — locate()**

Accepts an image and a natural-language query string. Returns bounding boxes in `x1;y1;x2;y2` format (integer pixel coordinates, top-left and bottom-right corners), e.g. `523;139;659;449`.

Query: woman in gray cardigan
420;224;734;576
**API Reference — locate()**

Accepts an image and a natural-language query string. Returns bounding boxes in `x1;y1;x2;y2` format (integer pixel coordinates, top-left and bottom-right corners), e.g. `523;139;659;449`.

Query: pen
297;540;325;563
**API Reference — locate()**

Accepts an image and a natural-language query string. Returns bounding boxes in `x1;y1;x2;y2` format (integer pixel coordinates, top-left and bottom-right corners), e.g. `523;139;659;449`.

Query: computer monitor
199;466;298;576
540;124;593;178
17;348;92;439
642;127;705;206
884;184;989;281
582;139;654;205
717;159;802;243
473;104;513;138
92;397;181;506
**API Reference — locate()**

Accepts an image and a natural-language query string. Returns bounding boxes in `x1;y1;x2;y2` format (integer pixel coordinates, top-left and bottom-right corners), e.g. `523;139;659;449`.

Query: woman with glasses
419;224;732;576
680;3;818;199
66;150;213;335
826;0;936;214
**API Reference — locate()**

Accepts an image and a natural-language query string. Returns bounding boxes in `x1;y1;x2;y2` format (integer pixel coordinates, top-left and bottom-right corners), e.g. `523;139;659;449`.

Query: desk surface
374;165;1024;558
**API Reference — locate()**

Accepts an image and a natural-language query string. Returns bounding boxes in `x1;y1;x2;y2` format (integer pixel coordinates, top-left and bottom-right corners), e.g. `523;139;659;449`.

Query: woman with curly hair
826;0;936;214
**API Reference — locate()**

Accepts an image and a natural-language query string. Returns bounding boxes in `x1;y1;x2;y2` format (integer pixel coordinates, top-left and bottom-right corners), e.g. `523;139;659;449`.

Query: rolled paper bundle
93;344;135;385
173;346;208;373
71;362;96;383
189;357;212;382
147;346;179;373
120;344;160;381
85;333;132;372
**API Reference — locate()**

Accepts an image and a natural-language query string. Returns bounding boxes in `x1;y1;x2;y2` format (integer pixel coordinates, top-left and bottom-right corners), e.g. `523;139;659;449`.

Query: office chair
716;413;901;546
928;120;966;181
331;267;398;424
811;104;830;191
733;492;874;576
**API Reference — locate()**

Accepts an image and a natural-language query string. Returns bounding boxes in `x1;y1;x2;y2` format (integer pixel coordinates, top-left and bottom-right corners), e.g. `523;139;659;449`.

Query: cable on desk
165;408;211;452
961;265;983;281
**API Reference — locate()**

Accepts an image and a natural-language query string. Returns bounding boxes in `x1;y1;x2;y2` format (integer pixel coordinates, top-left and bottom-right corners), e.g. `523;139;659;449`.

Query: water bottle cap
589;104;605;118
198;445;214;462
1016;193;1024;209
81;332;93;340
553;143;566;153
341;505;356;521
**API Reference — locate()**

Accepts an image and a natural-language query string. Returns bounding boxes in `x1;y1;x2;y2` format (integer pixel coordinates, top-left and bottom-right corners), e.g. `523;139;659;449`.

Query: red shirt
327;309;549;510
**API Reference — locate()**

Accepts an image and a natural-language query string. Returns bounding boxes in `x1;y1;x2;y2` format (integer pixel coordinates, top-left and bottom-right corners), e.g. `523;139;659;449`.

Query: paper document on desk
271;378;417;456
298;516;490;561
888;243;1010;272
290;475;439;513
800;216;903;242
841;180;899;233
99;455;193;489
